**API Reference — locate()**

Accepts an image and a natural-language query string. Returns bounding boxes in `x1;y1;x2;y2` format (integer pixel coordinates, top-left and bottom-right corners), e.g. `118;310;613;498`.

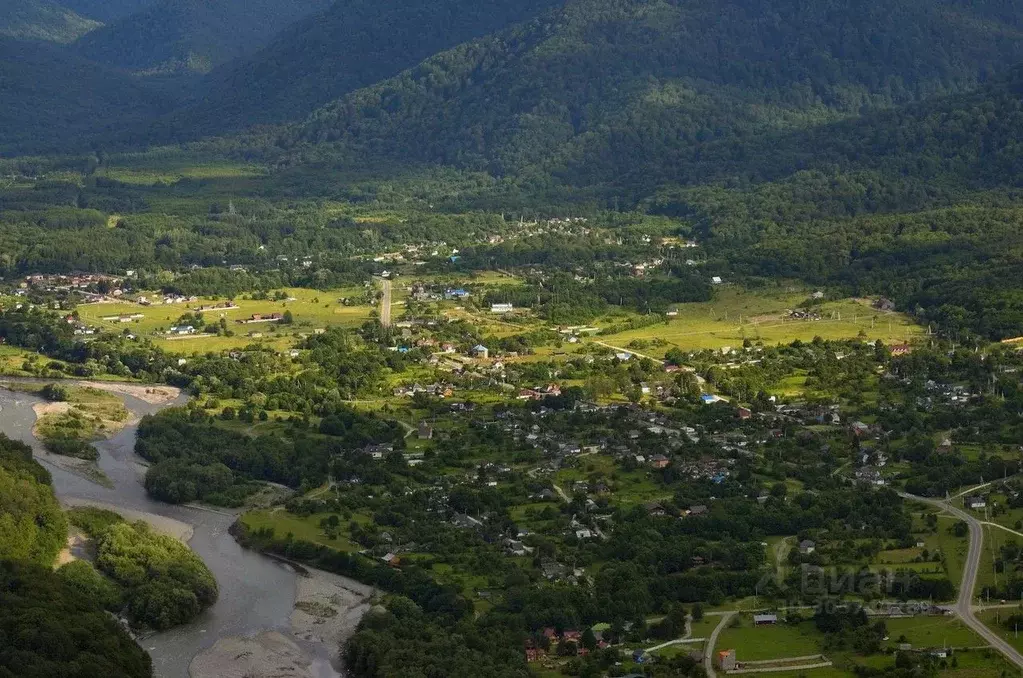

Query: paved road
900;492;1023;668
379;278;392;327
704;611;736;678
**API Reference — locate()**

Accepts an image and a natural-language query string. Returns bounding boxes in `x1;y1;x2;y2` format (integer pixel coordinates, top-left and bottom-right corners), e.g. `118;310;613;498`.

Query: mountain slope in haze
56;0;155;22
0;0;100;43
154;0;566;137
280;0;1023;191
74;0;333;76
0;37;171;155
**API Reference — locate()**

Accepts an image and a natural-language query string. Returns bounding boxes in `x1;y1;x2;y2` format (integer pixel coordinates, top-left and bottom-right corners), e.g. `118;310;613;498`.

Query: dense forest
0;439;158;675
0;434;66;566
156;0;564;137
281;0;1023;184
73;0;332;77
0;560;153;678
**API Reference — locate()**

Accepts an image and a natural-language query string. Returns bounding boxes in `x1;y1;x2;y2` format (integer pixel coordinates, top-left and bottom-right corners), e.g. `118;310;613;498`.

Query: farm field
716;619;824;661
592;286;924;356
882;616;987;649
76;286;374;353
95;155;268;186
975;608;1023;656
240;509;362;554
975;524;1013;597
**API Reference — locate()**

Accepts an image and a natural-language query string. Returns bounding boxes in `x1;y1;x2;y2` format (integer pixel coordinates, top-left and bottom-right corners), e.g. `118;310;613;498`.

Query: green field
96;158;267;186
883;616;987;649
0;344;42;376
241;509;361;553
716;619;824;661
976;609;1023;655
77;286;374;354
688;616;722;639
593;287;923;355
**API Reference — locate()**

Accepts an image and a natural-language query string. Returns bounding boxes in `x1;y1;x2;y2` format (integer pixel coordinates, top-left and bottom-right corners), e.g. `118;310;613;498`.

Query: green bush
43;436;99;460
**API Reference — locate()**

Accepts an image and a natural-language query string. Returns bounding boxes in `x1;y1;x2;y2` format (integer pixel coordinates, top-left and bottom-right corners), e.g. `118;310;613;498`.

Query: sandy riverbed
290;566;376;666
31;400;71;421
188;631;314;678
60;497;194;542
54;531;88;568
76;381;182;405
189;566;375;678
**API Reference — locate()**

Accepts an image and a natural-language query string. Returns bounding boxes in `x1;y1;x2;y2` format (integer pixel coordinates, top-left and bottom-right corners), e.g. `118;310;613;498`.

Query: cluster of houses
392;382;456;398
62;314;99;336
137;293;197;306
22;273;125;298
524;626;612;662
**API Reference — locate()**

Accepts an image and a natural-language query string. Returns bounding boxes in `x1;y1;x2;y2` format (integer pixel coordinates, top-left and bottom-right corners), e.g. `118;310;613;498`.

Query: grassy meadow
77;286;374;353
592;286;924;356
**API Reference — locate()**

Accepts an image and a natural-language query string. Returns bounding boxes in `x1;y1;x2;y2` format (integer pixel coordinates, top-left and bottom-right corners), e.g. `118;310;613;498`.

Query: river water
0;382;341;678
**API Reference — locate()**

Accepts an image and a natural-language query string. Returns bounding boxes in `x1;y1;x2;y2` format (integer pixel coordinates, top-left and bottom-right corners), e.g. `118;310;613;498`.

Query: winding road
704;611;736;678
900;492;1023;668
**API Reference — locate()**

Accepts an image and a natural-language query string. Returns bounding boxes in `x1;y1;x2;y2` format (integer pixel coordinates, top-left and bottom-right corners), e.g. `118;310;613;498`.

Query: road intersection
900;492;1023;668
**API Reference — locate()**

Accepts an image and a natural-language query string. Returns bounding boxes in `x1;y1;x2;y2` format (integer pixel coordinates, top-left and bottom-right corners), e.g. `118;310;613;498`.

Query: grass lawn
593;287;923;355
689;616;721;639
241;509;360;553
920;515;970;591
761;668;853;678
716;619;824;661
77;286;374;354
96;159;267;186
976;609;1023;655
0;344;44;376
975;524;1014;597
883;616;988;649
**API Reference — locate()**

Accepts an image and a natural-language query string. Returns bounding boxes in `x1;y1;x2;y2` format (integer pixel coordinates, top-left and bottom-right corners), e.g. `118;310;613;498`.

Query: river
0;381;344;678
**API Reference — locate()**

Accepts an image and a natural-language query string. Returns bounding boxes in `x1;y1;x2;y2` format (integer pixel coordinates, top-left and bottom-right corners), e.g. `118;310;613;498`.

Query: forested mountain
0;37;171;154
73;0;333;76
156;0;565;137
0;0;100;44
279;0;1023;192
57;0;155;23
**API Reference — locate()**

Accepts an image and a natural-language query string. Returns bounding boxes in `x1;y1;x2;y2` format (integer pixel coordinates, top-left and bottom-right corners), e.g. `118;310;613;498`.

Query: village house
649;454;670;469
417;422;434;440
236;312;283;324
717;649;737;671
799;539;816;555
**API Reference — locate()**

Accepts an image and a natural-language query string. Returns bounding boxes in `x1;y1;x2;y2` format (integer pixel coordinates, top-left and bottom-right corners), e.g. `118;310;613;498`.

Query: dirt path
379;278;392;327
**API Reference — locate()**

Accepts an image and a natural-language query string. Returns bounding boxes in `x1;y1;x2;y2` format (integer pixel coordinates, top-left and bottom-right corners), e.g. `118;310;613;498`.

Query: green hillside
0;36;171;154
73;0;333;76
57;0;154;22
155;0;565;136
279;0;1023;193
0;0;100;43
